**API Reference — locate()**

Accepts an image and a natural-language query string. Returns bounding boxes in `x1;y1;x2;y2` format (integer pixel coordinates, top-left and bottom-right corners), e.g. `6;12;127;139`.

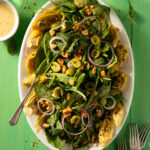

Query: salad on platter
22;0;128;149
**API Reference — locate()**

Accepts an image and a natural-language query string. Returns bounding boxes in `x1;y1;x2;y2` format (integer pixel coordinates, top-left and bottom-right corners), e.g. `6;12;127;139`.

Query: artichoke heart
108;25;119;48
112;103;124;127
113;44;128;69
35;115;47;133
25;89;38;117
98;117;114;147
27;30;43;48
26;51;37;74
22;74;36;87
110;70;127;95
32;12;61;31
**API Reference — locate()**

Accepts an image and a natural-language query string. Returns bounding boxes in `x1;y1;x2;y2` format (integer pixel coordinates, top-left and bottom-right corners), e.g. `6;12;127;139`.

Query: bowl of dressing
0;0;19;42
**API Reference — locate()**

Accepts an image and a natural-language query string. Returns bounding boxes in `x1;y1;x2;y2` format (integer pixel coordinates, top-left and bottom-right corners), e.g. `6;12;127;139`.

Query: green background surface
0;0;150;149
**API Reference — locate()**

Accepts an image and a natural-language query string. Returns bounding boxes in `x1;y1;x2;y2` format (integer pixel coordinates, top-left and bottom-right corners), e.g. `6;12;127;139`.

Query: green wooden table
0;0;150;149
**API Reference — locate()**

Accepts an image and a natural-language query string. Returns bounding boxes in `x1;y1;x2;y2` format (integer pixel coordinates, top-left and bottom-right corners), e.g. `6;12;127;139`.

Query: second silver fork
129;123;141;150
118;140;127;150
139;123;150;149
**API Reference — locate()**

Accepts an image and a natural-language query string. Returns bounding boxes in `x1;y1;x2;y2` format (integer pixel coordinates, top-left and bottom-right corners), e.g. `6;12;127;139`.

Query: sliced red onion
81;16;101;33
51;20;67;30
61;108;89;136
87;41;115;68
24;45;28;59
37;98;55;115
49;36;66;53
104;96;116;110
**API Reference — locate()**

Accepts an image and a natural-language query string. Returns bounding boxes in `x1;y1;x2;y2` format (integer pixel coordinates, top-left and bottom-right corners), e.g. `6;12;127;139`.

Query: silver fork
139;123;150;149
118;140;127;150
129;123;141;150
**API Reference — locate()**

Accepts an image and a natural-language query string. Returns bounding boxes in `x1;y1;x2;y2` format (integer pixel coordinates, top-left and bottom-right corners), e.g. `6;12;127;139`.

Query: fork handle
9;103;24;126
9;75;36;126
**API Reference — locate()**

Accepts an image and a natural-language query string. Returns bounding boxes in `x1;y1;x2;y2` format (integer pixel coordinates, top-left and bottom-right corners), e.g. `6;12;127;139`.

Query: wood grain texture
0;0;150;150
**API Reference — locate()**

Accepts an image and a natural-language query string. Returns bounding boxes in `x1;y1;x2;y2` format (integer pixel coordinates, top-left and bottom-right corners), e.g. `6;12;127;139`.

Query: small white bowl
0;0;19;42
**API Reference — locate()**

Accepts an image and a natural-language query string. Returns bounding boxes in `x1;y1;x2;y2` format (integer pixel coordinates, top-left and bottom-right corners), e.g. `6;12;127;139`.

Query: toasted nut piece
83;112;87;118
85;8;93;16
46;106;51;111
73;22;82;30
92;67;96;75
79;65;84;71
61;52;71;58
92;135;96;143
78;47;84;54
96;109;102;117
66;93;71;101
92;100;98;104
85;5;88;9
57;58;64;65
85;91;91;96
62;65;67;73
49;29;55;36
42;103;47;108
82;29;88;35
74;124;78;128
82;141;87;145
93;91;98;96
69;79;75;86
90;5;94;9
74;54;82;60
42;123;50;128
51;43;57;49
62;106;72;118
62;23;67;30
101;70;106;77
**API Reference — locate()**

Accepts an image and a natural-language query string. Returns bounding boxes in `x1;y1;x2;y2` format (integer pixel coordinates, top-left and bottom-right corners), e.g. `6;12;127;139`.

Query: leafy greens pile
24;0;128;149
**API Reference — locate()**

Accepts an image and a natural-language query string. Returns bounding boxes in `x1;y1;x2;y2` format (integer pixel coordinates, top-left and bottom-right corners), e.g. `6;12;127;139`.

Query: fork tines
118;140;127;150
139;123;150;148
129;123;140;149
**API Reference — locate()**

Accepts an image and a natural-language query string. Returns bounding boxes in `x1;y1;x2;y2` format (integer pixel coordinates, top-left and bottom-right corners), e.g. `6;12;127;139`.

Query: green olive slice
70;58;81;68
51;62;61;72
91;49;100;58
83;61;90;70
53;87;64;98
71;115;81;125
65;68;75;76
91;35;101;45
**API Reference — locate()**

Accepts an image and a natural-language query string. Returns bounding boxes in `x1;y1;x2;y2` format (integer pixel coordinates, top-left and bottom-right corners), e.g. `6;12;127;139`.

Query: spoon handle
9;75;36;126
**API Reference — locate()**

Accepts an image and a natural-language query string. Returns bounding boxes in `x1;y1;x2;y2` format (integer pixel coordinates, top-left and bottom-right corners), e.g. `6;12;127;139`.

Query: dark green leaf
46;132;66;149
35;84;53;100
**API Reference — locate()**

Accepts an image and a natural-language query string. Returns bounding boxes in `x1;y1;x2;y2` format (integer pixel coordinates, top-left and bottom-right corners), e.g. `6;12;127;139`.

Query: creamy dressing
0;2;15;37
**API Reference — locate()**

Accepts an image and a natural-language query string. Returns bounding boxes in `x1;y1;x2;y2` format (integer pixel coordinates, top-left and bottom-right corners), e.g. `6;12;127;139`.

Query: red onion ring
81;16;101;33
24;45;28;59
104;96;116;110
87;41;115;68
61;108;89;136
37;98;55;115
49;36;66;53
